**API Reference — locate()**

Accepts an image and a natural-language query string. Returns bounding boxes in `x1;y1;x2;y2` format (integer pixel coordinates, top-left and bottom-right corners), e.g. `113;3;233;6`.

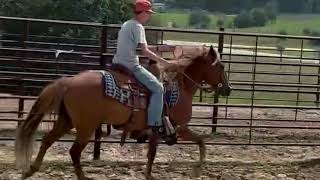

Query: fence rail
1;16;320;160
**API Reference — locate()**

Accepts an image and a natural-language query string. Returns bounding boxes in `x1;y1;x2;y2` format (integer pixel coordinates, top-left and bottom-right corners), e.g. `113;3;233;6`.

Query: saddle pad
164;81;179;108
99;70;179;108
100;70;131;104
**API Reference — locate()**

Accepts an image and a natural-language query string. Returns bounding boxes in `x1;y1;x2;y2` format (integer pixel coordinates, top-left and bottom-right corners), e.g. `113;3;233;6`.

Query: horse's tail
15;78;68;171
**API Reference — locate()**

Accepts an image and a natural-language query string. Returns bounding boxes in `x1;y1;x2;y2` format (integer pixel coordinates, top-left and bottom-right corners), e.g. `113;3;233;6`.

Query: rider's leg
132;65;163;128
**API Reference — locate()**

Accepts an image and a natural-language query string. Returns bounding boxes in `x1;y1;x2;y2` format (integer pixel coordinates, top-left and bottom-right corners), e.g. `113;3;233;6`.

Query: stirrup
150;126;165;135
163;116;175;136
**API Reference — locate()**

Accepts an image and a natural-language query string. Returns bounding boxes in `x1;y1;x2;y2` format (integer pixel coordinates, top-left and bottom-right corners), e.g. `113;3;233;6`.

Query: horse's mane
166;45;209;69
160;45;210;82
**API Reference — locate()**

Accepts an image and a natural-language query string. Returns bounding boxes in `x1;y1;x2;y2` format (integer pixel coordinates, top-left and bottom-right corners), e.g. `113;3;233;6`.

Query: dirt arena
1;95;320;180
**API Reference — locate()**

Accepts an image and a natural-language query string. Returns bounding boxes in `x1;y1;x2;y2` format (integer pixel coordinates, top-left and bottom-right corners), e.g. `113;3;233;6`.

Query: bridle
173;46;224;92
177;62;224;93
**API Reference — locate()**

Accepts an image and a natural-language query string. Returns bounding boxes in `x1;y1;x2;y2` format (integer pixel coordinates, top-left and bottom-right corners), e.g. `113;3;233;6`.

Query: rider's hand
161;61;177;71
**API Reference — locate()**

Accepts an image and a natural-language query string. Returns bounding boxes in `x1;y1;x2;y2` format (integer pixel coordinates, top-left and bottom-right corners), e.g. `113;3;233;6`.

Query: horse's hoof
22;170;34;179
78;176;94;180
192;165;202;178
145;174;155;180
163;134;177;146
136;136;147;143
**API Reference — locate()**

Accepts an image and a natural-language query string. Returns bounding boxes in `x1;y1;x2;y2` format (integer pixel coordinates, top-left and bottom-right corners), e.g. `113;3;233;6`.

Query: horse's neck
176;70;201;96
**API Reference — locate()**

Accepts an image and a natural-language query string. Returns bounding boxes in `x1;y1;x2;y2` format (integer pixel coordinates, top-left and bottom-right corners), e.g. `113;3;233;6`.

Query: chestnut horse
15;45;231;180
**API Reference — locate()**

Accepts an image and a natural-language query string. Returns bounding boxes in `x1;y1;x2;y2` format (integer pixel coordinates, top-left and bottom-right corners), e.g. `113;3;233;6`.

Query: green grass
191;56;320;106
152;12;234;29
154;12;320;35
239;14;320;35
153;12;189;28
152;12;320;49
151;12;320;106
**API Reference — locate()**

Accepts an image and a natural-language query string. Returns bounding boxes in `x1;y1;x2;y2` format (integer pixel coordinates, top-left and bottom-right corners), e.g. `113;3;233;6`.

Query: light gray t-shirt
112;19;147;70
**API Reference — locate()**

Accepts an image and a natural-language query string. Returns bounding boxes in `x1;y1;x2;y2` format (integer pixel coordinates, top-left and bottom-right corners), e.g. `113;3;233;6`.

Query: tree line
0;0;131;38
164;0;320;14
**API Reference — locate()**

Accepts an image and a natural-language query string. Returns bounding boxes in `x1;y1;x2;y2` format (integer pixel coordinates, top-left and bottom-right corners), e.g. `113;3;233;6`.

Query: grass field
191;55;320;106
154;12;320;35
151;12;320;106
152;12;234;29
152;13;320;48
240;14;320;35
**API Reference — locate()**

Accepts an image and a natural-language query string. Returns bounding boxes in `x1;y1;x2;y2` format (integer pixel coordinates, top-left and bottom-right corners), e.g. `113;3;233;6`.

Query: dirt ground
1;96;320;180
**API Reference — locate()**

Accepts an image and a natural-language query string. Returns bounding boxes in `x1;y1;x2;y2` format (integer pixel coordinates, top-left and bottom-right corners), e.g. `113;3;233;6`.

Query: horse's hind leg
23;110;72;179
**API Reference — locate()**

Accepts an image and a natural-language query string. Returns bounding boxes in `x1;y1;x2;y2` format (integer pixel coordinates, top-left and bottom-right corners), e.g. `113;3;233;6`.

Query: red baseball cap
134;0;155;14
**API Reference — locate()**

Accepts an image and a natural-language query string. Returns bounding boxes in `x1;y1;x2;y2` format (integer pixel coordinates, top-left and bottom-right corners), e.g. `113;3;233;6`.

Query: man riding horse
112;0;176;136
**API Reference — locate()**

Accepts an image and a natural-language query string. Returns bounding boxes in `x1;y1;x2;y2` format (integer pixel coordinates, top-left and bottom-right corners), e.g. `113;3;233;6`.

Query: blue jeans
132;65;163;126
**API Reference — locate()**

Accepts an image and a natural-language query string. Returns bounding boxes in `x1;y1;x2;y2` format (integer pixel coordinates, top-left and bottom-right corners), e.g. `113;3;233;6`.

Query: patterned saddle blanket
99;70;179;110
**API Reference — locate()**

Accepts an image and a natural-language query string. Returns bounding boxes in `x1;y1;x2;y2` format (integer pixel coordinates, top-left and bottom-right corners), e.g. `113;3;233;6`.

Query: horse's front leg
176;125;206;166
145;132;159;180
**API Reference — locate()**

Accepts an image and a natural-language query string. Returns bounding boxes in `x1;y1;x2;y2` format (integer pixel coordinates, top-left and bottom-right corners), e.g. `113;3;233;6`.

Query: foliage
0;0;131;38
250;8;267;27
233;11;253;28
216;14;227;28
278;29;288;35
188;11;211;29
303;28;311;36
166;0;320;14
147;15;163;27
234;7;276;28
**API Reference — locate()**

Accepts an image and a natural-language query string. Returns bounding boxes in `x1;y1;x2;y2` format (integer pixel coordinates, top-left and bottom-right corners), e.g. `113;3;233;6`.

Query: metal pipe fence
1;16;320;159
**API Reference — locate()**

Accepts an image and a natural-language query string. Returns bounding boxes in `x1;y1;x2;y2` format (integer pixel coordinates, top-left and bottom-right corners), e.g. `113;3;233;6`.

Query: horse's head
177;45;232;96
201;46;232;96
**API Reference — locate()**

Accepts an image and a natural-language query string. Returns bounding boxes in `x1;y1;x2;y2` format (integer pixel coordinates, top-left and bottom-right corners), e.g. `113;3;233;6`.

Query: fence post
199;88;203;102
22;21;30;48
93;25;108;160
316;49;320;106
17;98;25;127
212;27;224;133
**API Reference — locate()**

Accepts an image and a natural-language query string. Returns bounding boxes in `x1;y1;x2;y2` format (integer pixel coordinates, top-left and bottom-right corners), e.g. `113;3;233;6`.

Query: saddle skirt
99;65;179;110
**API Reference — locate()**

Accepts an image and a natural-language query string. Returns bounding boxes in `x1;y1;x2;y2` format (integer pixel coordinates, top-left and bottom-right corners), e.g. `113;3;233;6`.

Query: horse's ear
209;45;217;59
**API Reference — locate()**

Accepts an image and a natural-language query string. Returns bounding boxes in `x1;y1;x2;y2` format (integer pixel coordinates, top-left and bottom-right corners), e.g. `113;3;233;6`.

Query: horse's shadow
3;158;320;179
3;160;214;179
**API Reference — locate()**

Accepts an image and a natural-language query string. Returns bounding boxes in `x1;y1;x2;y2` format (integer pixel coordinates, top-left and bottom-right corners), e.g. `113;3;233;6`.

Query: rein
178;70;206;90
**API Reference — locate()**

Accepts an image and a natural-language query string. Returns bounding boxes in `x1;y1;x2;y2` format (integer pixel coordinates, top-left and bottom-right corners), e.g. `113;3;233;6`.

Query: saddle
108;64;147;90
105;64;150;110
102;63;177;145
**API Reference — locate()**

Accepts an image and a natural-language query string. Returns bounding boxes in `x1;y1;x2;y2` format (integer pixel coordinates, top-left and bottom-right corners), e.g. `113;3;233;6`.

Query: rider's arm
148;45;176;53
139;43;170;66
133;24;171;66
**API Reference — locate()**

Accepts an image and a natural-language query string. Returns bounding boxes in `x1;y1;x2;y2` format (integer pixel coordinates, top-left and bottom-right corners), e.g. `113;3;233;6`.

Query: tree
233;11;253;28
302;28;311;36
265;0;278;23
189;11;211;29
250;8;267;27
147;15;163;27
164;0;320;14
0;0;131;38
217;19;224;28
